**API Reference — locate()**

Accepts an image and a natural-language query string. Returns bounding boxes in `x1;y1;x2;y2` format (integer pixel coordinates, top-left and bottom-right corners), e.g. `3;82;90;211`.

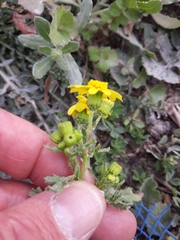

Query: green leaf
49;6;77;47
137;0;162;14
123;8;142;22
133;120;145;129
174;128;180;138
76;0;92;31
38;46;52;55
100;10;112;24
132;109;140;119
125;0;137;8
120;188;142;202
133;68;147;89
62;41;79;54
95;47;119;73
147;84;166;106
110;14;128;31
116;0;126;9
56;53;83;84
147;203;172;235
152;13;180;29
169;178;180;186
34;17;51;42
88;46;101;62
18;34;52;50
32;56;55;79
140;177;161;208
109;2;121;17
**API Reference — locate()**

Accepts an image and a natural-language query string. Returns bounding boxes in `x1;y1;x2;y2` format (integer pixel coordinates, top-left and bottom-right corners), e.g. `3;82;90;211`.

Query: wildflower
67;95;90;117
68;79;123;102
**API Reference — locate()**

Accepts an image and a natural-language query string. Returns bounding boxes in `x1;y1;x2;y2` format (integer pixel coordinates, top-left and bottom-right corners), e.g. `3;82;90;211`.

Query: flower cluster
107;162;122;184
50;121;83;150
68;79;123;122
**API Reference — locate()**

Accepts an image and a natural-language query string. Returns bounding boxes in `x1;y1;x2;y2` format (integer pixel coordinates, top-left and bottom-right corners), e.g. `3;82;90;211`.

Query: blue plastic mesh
134;202;178;240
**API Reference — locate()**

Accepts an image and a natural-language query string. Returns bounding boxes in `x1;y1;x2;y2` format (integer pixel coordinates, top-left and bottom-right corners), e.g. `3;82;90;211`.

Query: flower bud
73;129;83;141
107;174;120;184
75;110;89;124
50;130;63;144
57;141;66;150
109;162;122;176
87;91;102;110
99;98;114;116
64;133;77;147
58;121;73;136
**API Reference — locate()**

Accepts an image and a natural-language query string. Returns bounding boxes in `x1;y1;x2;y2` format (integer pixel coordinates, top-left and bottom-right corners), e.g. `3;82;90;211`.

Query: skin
0;109;137;240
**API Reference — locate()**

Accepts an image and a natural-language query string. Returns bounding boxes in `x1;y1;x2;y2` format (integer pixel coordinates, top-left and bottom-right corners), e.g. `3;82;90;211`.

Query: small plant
132;166;150;185
43;79;142;209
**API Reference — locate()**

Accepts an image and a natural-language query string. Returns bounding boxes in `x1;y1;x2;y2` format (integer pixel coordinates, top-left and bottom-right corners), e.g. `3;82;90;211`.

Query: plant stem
91;8;108;17
79;111;94;180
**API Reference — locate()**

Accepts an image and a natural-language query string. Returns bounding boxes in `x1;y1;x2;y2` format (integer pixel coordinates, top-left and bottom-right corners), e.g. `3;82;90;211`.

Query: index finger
0;109;72;187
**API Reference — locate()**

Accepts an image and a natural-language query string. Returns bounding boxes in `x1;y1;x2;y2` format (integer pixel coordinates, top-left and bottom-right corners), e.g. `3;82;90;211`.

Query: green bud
73;129;83;141
57;141;66;150
109;162;122;176
64;133;77;147
87;91;102;110
75;110;89;124
58;121;73;136
50;130;63;144
107;174;120;184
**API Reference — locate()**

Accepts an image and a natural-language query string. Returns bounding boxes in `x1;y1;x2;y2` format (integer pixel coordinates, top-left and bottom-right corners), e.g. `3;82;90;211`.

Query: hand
0;109;137;240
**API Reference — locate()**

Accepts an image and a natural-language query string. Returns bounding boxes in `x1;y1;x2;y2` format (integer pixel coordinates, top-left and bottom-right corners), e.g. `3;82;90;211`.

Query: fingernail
50;181;106;240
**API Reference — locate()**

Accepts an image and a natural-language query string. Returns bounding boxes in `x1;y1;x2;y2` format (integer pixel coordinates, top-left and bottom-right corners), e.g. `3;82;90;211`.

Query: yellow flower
68;79;123;102
67;95;90;117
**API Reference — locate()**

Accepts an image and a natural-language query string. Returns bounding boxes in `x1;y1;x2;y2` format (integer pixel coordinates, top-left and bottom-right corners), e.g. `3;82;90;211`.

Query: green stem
79;111;94;180
91;8;108;17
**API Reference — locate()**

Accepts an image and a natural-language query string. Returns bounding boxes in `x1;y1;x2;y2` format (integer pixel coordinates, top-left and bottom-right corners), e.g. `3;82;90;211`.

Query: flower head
99;98;114;116
67;95;90;117
68;79;123;102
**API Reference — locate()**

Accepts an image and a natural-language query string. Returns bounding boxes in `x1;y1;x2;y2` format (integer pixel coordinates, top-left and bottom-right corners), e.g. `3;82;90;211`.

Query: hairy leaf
62;41;79;54
18;34;52;49
148;84;166;106
140;177;161;208
56;53;83;84
34;17;51;42
152;13;180;29
142;56;180;84
76;0;93;31
49;6;77;46
33;56;54;79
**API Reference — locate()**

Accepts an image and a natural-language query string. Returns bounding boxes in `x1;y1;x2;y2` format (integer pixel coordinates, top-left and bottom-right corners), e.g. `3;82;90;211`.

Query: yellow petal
67;105;76;115
88;87;99;95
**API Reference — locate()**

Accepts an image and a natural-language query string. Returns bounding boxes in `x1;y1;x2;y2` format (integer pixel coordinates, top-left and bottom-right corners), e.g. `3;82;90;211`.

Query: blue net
134;202;178;240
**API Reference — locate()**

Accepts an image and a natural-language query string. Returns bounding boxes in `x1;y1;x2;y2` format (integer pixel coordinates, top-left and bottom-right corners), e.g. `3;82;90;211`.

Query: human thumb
0;181;106;240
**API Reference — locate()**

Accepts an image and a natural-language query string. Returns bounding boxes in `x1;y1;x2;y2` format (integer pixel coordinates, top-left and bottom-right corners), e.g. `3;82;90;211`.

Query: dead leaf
44;73;51;104
12;12;37;34
123;21;134;36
